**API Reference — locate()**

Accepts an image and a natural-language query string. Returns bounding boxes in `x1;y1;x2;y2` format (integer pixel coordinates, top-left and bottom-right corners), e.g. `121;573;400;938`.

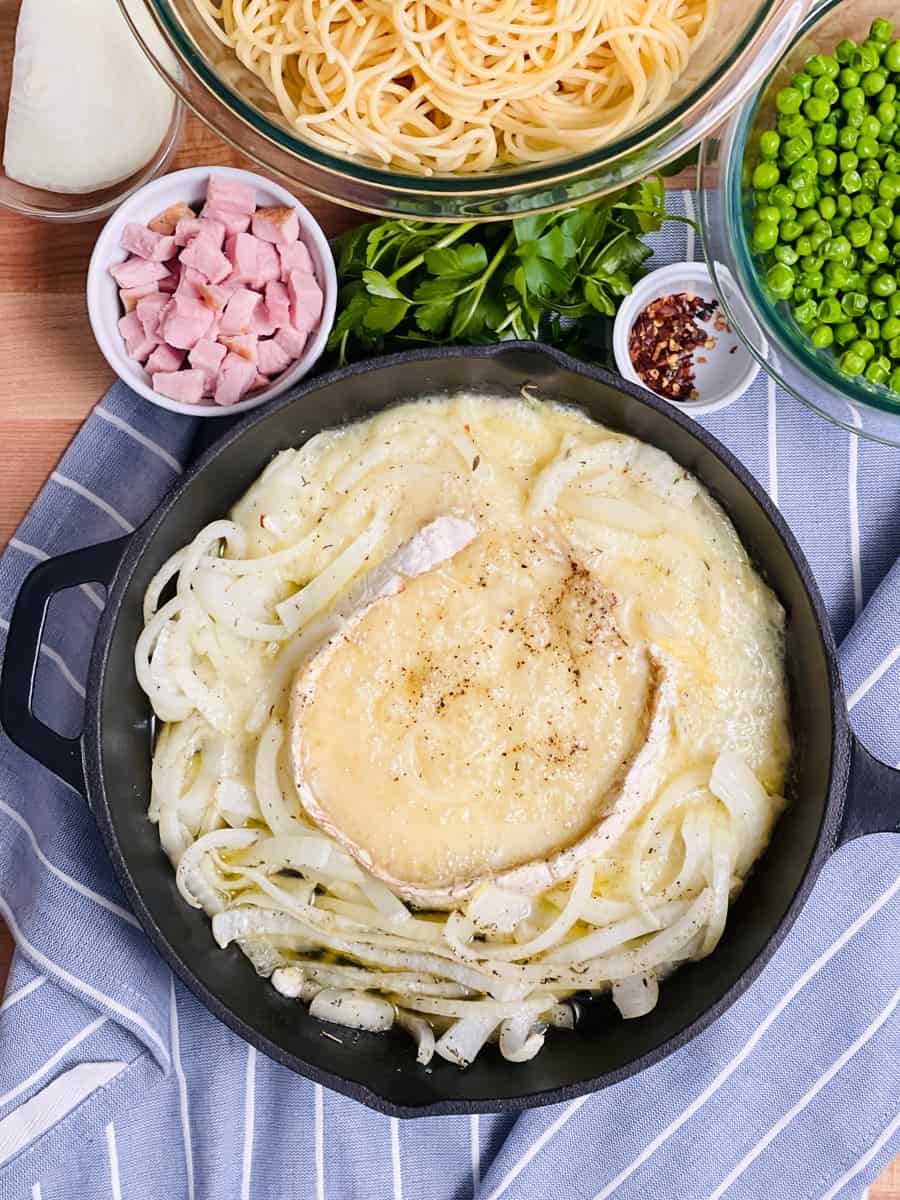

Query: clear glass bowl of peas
698;0;900;445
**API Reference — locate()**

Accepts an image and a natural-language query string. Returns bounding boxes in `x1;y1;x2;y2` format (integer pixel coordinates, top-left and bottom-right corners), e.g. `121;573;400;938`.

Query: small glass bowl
0;0;183;223
698;0;900;446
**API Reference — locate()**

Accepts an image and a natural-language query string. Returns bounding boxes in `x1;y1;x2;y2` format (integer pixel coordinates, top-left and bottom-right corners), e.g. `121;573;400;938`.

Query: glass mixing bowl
0;0;182;222
699;0;900;446
118;0;810;219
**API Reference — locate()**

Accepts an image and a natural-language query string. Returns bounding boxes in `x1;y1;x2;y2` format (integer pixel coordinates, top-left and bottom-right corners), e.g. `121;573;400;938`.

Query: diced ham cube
257;337;292;376
224;232;263;287
203;208;251;236
145;343;186;373
110;256;170;288
206;175;256;215
119;282;159;312
118;310;159;362
197;281;230;314
255;241;280;289
220;288;261;336
249;373;269;391
214;352;258;406
152;369;207;405
159;293;214;350
175;215;226;249
252;205;300;246
277;240;313;277
136;292;168;340
219;332;258;362
120;222;176;262
188;338;227;392
249;302;275;336
264;280;291;329
149;201;194;236
180;232;231;285
274;326;307;358
287;269;324;333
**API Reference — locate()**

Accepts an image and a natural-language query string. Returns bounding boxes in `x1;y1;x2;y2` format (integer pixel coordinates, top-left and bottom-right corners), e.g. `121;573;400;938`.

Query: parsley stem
390;222;477;284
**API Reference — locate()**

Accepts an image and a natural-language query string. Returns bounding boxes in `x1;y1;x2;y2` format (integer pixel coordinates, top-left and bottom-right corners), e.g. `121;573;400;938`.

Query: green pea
850;45;879;73
757;204;781;225
752;220;779;252
846;110;865;130
871;18;893;44
863;70;887;96
792;72;813;99
862;168;883;192
825;262;852;288
884;82;898;102
804;97;830;125
842;291;868;315
842;169;863;192
867;238;892;264
810;227;830;251
872;204;893;229
839;350;865;375
881;316;900;339
797;208;819;230
848;338;876;361
788;166;812;190
783;137;810;165
839;67;860;89
795;236;813;257
780;219;804;242
835;39;857;64
823;235;852;260
793;284;812;303
837;194;853;217
835;320;859;345
873;272;898;296
889;334;900;358
767;263;795;299
794;299;818;327
847;218;873;246
801;270;824;290
889;369;900;392
880;172;900;200
815;148;837;177
820;177;839;196
782;205;798;222
891;215;900;239
820;285;839;297
886;150;900;172
812;76;840;105
772;244;798;266
811;324;835;347
884;41;900;73
777;87;803;114
818;195;837;220
889;293;900;315
794;186;817;209
861;317;881;342
818;297;845;323
857;135;881;159
839;151;859;173
865;360;889;384
838;126;859;150
753;161;780;190
860;114;882;139
861;259;879;275
770;184;796;210
759;130;780;159
877;100;897;124
844;87;867;111
873;228;889;243
815;122;838;146
871;299;890;320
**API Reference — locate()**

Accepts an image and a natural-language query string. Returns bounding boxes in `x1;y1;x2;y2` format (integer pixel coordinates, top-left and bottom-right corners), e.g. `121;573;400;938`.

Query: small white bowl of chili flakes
613;262;763;415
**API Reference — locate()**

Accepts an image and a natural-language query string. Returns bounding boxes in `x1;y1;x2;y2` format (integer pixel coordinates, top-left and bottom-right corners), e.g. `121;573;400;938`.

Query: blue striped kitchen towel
0;194;897;1200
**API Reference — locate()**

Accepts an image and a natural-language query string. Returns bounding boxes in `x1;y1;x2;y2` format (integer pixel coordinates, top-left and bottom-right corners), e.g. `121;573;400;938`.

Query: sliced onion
499;1014;545;1063
544;902;690;964
357;872;411;924
211;907;314;949
710;750;772;874
466;885;532;935
175;828;258;913
612;974;659;1019
545;1003;576;1030
309;989;395;1033
272;966;305;998
238;940;291;977
397;1011;436;1065
562;494;663;537
435;1015;499;1068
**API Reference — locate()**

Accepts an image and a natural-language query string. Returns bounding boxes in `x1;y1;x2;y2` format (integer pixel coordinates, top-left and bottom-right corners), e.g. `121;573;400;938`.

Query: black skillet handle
0;537;130;795
839;736;900;844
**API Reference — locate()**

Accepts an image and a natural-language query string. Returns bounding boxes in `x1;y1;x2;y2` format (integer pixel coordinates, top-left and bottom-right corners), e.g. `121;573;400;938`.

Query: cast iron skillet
2;344;898;1117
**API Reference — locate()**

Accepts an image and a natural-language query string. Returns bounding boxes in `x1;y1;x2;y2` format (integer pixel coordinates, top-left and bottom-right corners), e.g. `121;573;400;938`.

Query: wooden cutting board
0;113;895;1197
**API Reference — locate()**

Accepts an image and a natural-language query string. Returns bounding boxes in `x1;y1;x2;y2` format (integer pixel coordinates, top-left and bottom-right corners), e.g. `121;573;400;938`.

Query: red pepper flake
629;292;719;403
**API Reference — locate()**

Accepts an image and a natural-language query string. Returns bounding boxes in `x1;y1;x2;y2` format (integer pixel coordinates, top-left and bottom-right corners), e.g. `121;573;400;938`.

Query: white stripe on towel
817;1111;900;1200
315;1084;326;1200
51;474;135;533
485;1096;591;1200
0;1017;106;1110
1;975;46;1014
169;978;195;1200
705;987;900;1199
0;896;170;1067
470;1114;481;1197
847;643;900;710
106;1122;122;1200
94;408;183;474
9;539;104;611
767;378;779;507
0;1061;126;1167
0;618;87;699
847;412;863;619
590;874;900;1200
391;1118;404;1200
0;798;140;928
240;1047;256;1200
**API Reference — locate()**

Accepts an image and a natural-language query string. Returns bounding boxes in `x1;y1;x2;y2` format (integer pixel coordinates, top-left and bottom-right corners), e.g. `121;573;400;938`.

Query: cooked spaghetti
190;0;718;174
136;391;790;1067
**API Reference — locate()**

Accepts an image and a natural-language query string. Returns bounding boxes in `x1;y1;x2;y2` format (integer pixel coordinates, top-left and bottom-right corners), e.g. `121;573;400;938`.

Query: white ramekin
87;165;337;417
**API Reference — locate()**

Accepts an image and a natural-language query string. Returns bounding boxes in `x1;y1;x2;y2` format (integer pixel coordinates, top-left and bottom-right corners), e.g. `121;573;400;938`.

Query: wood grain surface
0;113;895;1196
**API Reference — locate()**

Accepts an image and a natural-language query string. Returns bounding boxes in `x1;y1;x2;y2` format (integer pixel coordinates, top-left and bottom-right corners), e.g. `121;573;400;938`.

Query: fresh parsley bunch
327;178;667;367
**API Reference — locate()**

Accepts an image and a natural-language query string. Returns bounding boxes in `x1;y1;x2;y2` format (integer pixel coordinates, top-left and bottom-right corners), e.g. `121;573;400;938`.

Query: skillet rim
83;342;852;1117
